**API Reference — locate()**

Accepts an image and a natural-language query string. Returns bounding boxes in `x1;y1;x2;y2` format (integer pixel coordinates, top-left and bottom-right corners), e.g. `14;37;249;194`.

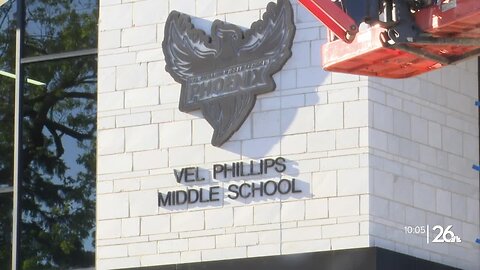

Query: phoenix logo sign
162;0;295;147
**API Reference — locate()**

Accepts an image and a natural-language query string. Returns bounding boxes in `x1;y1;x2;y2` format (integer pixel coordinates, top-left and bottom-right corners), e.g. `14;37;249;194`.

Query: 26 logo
431;225;462;243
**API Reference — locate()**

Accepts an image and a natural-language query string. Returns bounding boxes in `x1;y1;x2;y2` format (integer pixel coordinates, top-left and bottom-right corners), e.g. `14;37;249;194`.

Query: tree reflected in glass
0;0;16;187
0;1;16;268
25;0;98;56
0;0;98;269
21;56;97;269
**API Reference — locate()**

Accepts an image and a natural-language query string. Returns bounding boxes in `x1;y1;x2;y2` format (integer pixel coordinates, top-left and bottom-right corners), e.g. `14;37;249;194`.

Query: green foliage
0;1;18;267
0;1;98;269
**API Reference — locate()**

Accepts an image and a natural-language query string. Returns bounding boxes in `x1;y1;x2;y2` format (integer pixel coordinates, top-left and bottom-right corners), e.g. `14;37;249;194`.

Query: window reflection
0;77;15;190
19;56;97;269
0;193;13;270
0;0;16;186
0;2;15;269
1;1;98;268
0;75;14;188
25;0;98;57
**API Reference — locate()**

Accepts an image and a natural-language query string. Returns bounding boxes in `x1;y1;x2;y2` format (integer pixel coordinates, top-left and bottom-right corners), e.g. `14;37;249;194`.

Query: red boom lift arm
298;0;358;43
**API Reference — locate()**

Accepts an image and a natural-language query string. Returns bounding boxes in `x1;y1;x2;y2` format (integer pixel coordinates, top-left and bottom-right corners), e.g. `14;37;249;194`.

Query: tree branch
45;119;93;141
63;91;96;100
45;122;65;158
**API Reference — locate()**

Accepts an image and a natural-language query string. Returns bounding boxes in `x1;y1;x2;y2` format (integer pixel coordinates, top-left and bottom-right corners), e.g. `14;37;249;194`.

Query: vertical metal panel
12;0;25;269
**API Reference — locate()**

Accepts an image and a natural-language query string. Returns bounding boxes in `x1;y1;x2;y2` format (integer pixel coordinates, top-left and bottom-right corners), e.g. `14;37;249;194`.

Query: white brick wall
97;0;479;269
368;60;479;269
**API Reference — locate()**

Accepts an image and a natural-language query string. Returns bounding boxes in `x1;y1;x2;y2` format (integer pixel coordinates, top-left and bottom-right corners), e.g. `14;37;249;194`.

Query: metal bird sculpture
162;0;295;147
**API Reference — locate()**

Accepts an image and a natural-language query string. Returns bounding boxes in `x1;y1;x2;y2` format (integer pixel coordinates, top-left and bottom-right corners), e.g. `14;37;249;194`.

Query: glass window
20;56;97;269
0;193;13;270
0;74;14;188
0;0;16;187
1;1;98;268
0;2;16;268
25;0;98;57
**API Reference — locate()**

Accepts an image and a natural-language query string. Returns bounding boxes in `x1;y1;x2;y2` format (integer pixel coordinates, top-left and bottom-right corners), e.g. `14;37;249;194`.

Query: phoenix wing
162;11;218;82
239;0;295;69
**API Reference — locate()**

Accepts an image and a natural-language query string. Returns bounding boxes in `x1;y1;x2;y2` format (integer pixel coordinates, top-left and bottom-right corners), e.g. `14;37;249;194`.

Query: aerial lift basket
300;0;480;78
